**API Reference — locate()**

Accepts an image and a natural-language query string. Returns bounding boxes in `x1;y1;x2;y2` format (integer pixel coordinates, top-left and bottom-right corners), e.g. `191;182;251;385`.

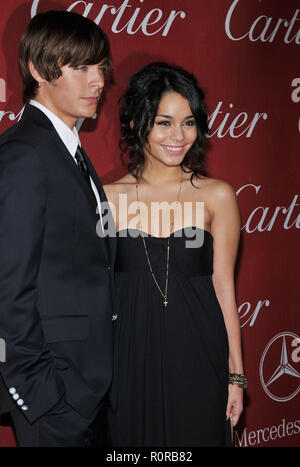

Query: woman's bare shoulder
103;173;136;194
190;175;236;198
187;176;238;221
207;177;235;194
201;178;239;219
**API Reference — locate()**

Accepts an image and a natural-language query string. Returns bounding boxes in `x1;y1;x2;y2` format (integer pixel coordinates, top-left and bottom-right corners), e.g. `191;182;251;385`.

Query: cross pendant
164;300;168;307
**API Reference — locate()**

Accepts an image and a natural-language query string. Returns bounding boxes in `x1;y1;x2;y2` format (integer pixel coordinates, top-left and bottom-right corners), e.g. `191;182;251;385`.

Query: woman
104;62;246;447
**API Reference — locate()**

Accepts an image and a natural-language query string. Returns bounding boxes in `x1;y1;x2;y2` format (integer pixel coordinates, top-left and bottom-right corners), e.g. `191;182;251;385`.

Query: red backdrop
0;0;299;447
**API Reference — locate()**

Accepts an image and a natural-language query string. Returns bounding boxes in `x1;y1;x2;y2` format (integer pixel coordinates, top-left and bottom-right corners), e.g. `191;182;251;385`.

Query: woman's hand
226;384;243;426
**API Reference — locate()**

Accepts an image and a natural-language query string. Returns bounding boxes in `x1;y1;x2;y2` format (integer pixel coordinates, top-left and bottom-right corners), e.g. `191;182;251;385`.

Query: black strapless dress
108;227;231;447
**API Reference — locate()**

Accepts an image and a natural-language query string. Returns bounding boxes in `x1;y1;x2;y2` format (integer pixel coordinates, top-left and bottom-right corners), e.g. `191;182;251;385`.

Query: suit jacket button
17;399;24;406
9;387;16;394
12;393;19;400
21;405;28;411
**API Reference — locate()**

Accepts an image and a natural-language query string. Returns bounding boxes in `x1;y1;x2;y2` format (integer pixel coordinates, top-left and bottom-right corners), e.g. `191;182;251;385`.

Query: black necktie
75;145;92;189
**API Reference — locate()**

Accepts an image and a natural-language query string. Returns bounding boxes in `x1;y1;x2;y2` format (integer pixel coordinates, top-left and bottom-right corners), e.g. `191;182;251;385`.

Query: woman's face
144;91;197;168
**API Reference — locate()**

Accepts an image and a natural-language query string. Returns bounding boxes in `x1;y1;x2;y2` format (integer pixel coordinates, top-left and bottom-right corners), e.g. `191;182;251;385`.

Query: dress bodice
115;226;213;277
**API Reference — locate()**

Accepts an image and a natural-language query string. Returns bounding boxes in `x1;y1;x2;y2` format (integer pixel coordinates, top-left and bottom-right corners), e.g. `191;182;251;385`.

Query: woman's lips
161;145;185;154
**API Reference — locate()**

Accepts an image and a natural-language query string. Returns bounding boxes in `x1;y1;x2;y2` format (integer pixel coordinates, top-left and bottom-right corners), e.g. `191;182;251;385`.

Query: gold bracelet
229;373;248;389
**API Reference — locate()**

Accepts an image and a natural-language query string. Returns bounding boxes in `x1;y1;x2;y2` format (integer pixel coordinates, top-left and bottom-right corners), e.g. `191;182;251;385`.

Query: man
0;10;116;447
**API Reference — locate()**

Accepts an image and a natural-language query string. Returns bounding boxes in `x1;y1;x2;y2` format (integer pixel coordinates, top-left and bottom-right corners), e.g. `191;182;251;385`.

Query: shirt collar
29;99;80;158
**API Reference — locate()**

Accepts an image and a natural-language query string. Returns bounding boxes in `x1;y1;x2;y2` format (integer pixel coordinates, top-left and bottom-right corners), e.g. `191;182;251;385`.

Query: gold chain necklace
135;171;183;308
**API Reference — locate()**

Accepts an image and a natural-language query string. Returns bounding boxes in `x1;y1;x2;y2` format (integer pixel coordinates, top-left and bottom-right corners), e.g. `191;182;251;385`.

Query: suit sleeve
0;141;65;423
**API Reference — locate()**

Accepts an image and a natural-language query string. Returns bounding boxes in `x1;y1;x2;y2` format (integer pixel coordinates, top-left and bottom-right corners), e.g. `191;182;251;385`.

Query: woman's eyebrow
156;113;173;118
156;114;194;119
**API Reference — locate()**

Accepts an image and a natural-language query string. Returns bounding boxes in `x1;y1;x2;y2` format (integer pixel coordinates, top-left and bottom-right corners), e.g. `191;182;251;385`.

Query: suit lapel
82;148;117;266
51;130;98;208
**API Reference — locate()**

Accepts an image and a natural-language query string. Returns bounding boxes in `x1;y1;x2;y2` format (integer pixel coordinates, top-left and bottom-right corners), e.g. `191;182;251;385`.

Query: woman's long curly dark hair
119;62;209;184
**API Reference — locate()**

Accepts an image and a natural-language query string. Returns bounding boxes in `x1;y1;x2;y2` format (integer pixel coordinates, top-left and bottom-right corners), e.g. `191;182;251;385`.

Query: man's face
37;62;106;128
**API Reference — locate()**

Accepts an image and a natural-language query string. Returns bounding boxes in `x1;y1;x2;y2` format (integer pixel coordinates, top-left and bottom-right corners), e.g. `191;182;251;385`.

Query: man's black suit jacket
0;104;116;424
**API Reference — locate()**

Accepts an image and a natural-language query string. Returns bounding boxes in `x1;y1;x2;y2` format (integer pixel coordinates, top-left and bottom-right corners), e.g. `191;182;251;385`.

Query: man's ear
28;60;45;85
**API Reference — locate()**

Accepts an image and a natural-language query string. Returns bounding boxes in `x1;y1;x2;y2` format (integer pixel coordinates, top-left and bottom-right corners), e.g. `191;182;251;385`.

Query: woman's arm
209;179;244;425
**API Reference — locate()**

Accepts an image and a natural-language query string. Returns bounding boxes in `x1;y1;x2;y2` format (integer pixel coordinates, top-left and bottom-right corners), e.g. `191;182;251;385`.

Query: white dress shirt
29;100;104;232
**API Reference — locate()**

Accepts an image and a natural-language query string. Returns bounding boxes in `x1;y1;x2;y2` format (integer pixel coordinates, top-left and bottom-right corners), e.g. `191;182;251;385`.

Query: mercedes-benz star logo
259;332;300;402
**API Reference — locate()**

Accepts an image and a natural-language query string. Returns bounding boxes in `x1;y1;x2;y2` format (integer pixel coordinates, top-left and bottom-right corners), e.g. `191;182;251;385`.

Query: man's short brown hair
19;10;112;102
